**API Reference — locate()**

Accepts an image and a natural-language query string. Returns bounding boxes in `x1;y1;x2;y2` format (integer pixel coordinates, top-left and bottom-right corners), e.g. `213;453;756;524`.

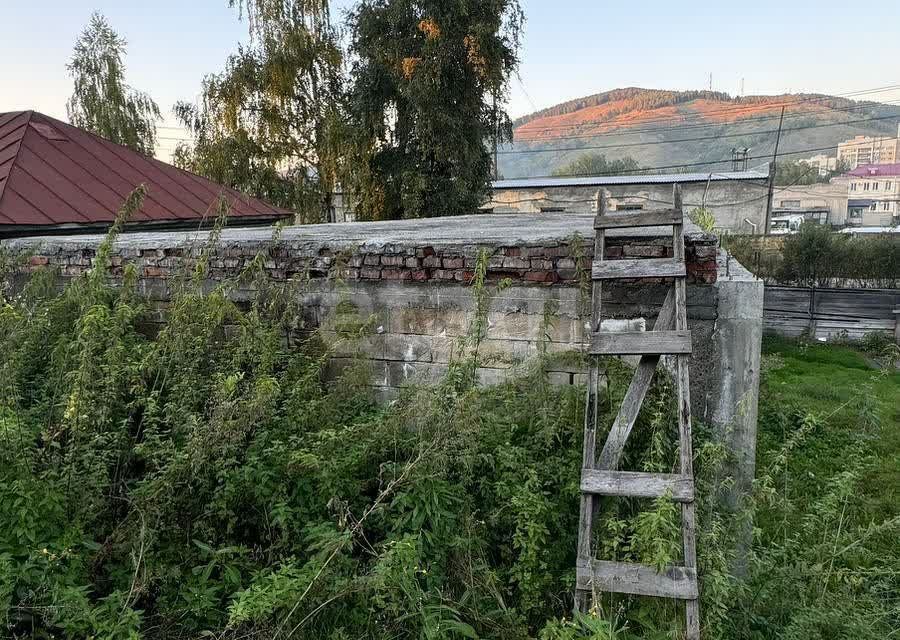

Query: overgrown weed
0;192;897;639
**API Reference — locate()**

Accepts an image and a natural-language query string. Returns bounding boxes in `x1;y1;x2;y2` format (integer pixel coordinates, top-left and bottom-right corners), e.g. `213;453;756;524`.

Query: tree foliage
552;153;642;177
66;12;160;156
773;159;849;186
343;0;525;219
723;224;900;288
173;0;343;221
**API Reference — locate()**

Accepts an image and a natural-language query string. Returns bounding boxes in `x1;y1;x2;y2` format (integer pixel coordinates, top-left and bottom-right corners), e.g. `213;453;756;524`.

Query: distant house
771;178;849;227
483;166;771;234
846;163;900;227
0;111;291;238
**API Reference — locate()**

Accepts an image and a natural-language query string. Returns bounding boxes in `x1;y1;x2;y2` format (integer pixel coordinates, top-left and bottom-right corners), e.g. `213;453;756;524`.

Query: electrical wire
511;99;900;143
499;113;900;156
534;141;900;178
513;84;900;134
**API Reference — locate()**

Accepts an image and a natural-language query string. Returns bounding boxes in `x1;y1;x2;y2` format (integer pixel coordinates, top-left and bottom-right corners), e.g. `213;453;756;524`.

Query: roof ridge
1;110;290;228
0;111;36;211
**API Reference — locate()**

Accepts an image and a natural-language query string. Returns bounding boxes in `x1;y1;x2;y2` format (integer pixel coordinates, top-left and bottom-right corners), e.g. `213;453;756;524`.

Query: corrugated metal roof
491;166;770;190
848;163;900;178
0;111;292;228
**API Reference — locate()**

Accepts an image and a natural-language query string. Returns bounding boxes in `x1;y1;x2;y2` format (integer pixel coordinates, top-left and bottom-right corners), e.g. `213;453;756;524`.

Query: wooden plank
580;470;694;502
576;190;607;614
590;330;691;356
672;184;701;640
596;289;676;470
592;258;686;280
576;560;698;599
593;208;682;229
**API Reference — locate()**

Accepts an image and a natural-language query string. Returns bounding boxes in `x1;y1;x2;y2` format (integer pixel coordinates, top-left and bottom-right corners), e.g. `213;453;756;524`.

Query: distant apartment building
846;163;900;227
772;177;850;227
836;127;900;169
799;153;837;176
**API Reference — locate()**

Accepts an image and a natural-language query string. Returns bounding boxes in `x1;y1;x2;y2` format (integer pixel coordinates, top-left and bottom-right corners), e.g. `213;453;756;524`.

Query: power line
491;166;826;210
498;113;900;156
512;85;900;135
535;141;876;178
511;98;900;143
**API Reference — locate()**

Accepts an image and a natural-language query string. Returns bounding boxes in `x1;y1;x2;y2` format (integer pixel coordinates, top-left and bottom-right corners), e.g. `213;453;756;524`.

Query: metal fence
764;286;900;341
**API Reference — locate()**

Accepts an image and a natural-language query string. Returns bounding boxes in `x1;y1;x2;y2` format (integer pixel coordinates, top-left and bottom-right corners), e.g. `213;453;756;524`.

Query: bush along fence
722;224;900;289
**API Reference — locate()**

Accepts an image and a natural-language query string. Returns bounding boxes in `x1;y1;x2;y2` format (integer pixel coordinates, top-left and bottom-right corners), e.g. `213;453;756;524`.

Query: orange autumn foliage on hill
513;88;860;142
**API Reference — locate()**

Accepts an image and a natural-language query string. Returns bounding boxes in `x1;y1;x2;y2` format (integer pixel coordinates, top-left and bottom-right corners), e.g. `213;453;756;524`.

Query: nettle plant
0;189;896;640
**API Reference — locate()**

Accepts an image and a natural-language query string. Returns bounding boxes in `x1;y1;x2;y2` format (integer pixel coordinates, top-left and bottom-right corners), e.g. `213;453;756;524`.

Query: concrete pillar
710;272;763;507
704;257;763;574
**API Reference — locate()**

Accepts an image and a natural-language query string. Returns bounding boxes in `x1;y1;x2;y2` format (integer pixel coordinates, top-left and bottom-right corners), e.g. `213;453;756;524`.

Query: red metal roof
0;111;292;228
848;163;900;178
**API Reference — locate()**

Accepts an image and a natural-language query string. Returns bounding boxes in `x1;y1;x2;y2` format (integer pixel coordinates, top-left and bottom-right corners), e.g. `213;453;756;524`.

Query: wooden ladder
575;184;700;639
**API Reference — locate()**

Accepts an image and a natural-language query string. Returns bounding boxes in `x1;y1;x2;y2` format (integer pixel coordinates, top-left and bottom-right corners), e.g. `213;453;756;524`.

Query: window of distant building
863;183;870;191
873;182;879;190
850;182;857;191
884;202;891;211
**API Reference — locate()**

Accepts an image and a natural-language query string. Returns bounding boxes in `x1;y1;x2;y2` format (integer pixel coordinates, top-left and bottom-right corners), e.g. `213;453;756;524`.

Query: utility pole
765;106;786;235
492;91;499;181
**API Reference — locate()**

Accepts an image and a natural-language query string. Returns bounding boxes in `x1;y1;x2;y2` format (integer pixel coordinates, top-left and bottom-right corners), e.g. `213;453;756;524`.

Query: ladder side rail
575;190;607;613
672;184;701;639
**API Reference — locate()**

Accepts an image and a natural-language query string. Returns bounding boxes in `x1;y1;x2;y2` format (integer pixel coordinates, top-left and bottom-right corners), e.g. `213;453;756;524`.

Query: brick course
17;235;719;286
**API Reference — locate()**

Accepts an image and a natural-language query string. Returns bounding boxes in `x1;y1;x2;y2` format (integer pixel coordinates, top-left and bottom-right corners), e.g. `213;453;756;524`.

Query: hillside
500;87;900;178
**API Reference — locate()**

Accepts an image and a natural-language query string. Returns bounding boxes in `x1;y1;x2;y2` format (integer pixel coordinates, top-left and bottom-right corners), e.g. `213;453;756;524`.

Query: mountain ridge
500;88;900;178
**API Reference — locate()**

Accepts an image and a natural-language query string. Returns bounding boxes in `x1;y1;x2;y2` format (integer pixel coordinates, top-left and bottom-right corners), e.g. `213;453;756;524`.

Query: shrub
1;191;896;639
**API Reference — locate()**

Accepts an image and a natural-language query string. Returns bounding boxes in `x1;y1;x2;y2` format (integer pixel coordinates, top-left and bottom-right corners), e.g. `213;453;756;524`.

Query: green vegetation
168;0;524;221
344;0;523;219
173;0;344;220
723;223;900;288
773;159;848;186
688;207;717;233
552;154;642;178
66;12;161;156
1;195;897;638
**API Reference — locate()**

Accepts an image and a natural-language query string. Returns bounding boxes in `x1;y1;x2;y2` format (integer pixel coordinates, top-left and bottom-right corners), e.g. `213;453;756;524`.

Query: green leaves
66;13;160;156
345;0;524;219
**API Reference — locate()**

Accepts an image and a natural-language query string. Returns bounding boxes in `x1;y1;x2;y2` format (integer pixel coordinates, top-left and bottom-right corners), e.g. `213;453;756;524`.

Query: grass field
758;336;899;522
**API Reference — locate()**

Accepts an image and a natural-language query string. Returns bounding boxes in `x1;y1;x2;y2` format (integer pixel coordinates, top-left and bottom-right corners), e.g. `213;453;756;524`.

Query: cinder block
385;361;448;387
382;334;433;362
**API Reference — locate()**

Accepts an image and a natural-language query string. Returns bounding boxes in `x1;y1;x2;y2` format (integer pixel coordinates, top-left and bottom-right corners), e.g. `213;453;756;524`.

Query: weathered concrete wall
486;179;769;234
4;214;761;493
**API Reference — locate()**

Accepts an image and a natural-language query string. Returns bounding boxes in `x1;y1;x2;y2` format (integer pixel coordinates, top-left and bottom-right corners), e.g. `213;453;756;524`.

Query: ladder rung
580;469;695;502
576;560;698;599
594;209;683;229
592;258;686;280
590;330;692;356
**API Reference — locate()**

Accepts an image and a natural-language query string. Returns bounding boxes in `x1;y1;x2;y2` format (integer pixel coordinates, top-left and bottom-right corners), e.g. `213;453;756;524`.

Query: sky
4;0;900;160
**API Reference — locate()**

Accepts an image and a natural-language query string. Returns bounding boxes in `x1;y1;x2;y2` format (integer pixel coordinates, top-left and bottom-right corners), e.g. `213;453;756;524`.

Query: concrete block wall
4;214;761;496
309;279;720;405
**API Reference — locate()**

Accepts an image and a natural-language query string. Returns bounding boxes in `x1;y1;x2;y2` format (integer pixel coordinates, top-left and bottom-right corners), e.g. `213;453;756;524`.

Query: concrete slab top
2;214;712;254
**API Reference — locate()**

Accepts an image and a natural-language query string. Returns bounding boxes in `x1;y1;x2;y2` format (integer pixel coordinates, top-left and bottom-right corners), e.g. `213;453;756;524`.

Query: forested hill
499;87;900;178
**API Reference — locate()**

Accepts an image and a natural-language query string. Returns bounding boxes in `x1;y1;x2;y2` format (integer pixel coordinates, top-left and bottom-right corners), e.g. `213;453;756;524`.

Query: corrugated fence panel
764;286;899;341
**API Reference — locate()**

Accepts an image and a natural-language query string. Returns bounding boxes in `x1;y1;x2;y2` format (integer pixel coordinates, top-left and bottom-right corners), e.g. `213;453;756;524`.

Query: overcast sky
4;0;900;160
